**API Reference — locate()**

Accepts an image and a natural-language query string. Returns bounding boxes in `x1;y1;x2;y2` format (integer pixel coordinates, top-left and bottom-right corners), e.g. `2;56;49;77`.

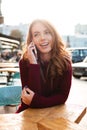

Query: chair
0;85;22;107
7;72;21;86
0;72;8;85
13;72;20;79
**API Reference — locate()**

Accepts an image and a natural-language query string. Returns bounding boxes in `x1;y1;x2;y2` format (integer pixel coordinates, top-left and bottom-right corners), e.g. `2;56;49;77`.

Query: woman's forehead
31;22;48;32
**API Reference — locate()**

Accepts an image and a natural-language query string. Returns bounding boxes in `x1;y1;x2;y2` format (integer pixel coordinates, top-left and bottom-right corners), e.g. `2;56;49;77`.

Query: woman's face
31;22;53;55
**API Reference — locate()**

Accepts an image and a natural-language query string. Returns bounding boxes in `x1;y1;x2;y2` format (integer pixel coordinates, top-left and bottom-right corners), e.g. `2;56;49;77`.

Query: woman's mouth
40;42;49;47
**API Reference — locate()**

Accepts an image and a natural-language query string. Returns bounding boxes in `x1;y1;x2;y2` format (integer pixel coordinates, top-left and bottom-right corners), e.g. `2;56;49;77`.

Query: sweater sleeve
19;59;72;110
30;64;72;108
19;59;41;90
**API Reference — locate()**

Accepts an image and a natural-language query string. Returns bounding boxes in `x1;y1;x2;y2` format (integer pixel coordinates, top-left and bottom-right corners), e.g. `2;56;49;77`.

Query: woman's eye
45;31;50;34
34;33;39;37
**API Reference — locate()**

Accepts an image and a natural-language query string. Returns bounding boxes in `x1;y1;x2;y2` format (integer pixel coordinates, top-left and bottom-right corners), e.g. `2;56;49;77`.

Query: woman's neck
40;53;51;62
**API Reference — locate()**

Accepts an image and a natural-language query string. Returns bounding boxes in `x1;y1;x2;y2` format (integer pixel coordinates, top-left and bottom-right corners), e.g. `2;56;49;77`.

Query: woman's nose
40;33;45;39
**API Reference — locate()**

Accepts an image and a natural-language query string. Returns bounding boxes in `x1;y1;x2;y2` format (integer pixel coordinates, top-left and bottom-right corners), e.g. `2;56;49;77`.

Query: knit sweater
16;59;72;113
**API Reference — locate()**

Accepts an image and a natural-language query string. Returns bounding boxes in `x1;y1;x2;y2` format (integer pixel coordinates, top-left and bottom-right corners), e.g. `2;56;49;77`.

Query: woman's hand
27;42;38;64
21;87;35;105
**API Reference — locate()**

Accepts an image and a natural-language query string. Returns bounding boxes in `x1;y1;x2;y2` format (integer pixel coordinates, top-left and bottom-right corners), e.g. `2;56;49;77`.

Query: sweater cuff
30;93;41;108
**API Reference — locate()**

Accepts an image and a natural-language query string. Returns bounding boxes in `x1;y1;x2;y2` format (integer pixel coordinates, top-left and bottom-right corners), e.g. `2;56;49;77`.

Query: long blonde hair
23;19;71;78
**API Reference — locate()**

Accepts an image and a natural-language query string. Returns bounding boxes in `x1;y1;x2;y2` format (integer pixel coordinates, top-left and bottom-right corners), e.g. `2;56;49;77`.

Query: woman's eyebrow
33;28;48;34
33;31;40;34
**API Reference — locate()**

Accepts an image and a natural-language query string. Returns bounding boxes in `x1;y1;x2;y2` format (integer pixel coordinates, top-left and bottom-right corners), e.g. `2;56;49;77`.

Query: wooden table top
38;117;85;130
19;103;86;123
0;67;19;73
0;114;38;130
0;62;19;68
0;103;86;130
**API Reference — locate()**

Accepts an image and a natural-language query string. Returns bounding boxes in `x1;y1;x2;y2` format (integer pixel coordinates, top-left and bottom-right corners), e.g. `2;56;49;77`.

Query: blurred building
0;0;4;33
2;23;29;41
1;22;87;48
63;35;87;47
0;0;4;24
0;12;87;48
62;24;87;47
75;24;87;35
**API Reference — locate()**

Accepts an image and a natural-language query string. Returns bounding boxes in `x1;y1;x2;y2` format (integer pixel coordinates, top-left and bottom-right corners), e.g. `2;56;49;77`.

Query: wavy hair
23;19;71;78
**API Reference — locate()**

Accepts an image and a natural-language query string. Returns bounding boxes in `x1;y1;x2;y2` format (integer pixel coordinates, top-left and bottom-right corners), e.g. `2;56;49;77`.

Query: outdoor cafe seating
0;76;87;129
0;62;21;108
0;85;22;107
0;103;86;130
0;63;87;129
0;62;19;85
0;78;87;129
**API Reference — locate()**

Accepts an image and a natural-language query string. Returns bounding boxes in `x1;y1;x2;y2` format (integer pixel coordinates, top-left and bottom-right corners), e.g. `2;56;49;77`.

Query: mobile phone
32;43;38;60
32;49;36;56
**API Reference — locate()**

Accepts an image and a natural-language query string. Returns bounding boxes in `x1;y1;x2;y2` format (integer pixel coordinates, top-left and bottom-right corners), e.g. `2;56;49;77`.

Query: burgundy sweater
16;59;72;113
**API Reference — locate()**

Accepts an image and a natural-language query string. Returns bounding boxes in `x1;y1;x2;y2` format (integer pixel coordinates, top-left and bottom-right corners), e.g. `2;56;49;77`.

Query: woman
16;19;72;113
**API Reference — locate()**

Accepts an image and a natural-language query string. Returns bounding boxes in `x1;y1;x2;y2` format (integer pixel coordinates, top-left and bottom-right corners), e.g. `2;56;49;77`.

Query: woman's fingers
21;88;35;105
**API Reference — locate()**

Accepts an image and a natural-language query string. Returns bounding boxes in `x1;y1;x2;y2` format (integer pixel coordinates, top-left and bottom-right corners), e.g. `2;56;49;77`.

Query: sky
1;0;87;35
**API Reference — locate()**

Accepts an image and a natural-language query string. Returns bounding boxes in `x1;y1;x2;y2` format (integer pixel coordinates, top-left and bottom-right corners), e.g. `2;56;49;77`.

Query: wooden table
38;117;85;130
0;103;86;130
0;68;19;73
0;62;19;68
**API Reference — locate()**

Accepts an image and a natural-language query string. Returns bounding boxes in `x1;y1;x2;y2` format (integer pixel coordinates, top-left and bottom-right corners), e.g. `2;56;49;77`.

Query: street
67;76;87;106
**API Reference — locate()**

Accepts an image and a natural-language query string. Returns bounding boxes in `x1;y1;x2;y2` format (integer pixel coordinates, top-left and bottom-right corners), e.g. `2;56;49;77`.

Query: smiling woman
16;19;72;113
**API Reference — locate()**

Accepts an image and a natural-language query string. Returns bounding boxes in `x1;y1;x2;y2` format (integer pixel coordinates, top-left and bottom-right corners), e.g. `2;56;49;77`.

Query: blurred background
0;0;87;48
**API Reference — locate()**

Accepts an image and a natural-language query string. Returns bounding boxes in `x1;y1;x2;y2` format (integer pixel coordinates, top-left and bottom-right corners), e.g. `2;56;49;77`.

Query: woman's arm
19;59;41;90
29;65;72;108
19;58;72;108
19;59;29;89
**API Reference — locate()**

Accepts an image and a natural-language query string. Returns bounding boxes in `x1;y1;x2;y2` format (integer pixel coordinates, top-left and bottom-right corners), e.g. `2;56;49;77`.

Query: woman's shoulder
19;57;29;66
